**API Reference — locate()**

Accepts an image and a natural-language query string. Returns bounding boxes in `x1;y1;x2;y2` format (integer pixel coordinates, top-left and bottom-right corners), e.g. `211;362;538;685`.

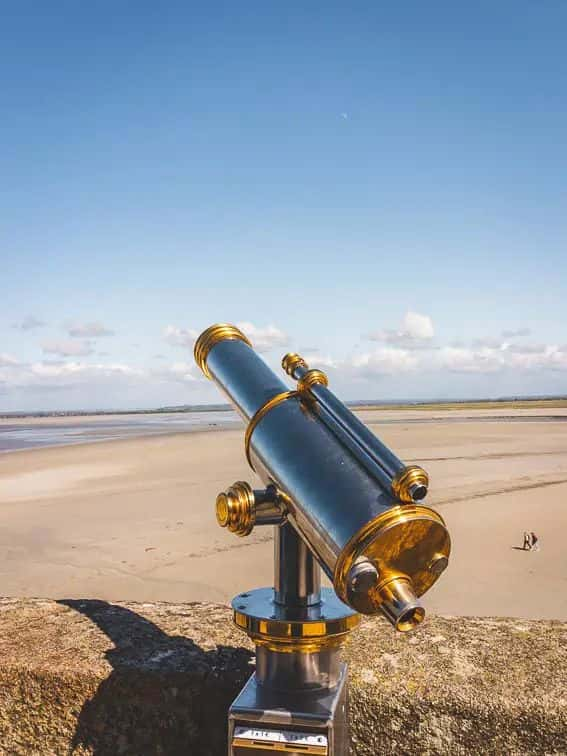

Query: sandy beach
1;407;566;621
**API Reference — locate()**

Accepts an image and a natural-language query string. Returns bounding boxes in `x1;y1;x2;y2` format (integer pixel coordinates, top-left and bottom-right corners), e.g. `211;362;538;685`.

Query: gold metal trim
391;465;429;503
193;323;252;379
281;352;308;377
232;738;327;755
297;368;329;394
233;610;360;651
251;635;349;654
245;391;300;470
215;481;255;536
333;504;449;606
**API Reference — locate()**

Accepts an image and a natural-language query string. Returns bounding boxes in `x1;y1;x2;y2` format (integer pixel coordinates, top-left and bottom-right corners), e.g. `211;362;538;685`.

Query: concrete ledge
0;599;565;754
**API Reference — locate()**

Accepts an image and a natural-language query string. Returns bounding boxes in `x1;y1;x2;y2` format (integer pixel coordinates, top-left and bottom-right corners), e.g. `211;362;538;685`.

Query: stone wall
0;598;565;754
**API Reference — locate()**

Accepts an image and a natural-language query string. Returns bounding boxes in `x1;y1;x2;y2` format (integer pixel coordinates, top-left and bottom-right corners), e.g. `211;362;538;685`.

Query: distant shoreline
2;396;567;420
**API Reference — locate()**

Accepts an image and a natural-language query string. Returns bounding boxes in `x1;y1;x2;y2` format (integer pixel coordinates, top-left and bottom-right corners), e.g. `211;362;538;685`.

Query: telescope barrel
195;324;450;630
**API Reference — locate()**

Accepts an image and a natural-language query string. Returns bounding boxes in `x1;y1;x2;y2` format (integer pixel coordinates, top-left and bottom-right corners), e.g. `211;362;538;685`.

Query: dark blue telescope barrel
194;324;450;630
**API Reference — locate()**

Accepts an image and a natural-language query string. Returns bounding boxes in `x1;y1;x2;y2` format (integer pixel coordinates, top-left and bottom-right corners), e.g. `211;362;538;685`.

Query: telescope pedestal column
228;523;359;756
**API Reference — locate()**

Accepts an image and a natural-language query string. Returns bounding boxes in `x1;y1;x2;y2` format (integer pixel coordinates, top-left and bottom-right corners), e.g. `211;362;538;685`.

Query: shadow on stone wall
59;600;253;755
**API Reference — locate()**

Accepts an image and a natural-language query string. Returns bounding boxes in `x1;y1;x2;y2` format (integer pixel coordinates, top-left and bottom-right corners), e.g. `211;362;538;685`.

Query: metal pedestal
229;665;348;755
227;523;359;756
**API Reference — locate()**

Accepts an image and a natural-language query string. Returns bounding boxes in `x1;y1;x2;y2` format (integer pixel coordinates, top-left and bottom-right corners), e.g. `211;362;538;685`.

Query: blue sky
1;2;566;410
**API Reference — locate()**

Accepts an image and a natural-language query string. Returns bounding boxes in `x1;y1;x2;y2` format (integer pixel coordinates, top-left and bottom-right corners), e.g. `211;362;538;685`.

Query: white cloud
30;361;138;380
502;328;531;339
436;346;502;374
42;340;94;357
472;337;503;349
68;322;115;338
163;325;199;348
236;322;289;352
350;348;419;376
153;362;200;383
302;353;337;369
0;353;20;367
0;360;143;394
163;322;288;353
506;342;546;354
12;315;46;331
367;311;434;347
436;344;567;374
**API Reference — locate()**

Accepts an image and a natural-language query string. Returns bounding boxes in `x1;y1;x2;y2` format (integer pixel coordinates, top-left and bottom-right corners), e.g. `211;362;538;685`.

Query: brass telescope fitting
215;482;256;536
391;464;429;504
215;481;285;536
194;323;251;379
281;352;308;377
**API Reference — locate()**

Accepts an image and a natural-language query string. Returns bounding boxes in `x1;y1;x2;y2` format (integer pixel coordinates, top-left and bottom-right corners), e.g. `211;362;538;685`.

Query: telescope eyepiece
374;575;425;632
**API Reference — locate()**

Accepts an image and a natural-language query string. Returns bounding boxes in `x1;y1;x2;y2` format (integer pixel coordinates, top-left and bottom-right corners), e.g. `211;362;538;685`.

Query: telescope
194;324;450;756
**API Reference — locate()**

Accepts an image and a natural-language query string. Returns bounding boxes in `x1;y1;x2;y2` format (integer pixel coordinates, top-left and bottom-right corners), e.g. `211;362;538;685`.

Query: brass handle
216;482;285;537
216;481;256;536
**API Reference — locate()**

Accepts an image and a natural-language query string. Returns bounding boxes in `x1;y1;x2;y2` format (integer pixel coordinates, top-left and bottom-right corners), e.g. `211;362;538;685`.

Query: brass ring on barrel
297;369;329;395
244;391;300;470
194;323;252;379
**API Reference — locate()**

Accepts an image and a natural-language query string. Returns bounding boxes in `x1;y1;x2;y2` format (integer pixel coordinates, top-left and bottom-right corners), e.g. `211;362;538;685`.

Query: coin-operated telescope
194;324;450;756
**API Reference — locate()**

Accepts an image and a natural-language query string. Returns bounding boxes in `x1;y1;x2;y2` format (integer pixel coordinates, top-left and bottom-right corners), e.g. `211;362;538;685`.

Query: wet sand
1;408;566;621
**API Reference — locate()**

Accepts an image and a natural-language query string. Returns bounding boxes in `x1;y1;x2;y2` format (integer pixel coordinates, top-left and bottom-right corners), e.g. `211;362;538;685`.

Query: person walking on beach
523;531;532;551
530;532;539;551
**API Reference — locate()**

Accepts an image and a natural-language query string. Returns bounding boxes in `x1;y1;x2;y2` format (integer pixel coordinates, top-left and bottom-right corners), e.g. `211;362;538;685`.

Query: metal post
274;522;321;607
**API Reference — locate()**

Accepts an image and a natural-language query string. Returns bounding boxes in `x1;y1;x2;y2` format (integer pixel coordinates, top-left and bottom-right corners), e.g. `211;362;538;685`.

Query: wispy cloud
502;327;531;339
366;311;434;348
350;348;418;376
68;322;115;338
236;322;289;352
42;340;94;357
12;315;46;331
152;362;200;383
0;353;20;367
163;322;289;354
163;325;199;348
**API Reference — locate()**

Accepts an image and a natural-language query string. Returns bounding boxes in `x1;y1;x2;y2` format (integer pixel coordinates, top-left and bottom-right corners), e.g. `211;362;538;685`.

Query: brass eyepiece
391;465;429;503
215;481;256;536
194;324;252;379
374;575;425;632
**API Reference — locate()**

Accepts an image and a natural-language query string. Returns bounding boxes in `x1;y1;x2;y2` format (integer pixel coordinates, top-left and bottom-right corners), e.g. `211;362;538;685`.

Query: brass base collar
232;587;360;653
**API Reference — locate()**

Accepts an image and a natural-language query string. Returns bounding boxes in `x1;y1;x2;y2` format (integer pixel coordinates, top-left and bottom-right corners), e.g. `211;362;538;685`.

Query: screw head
428;555;449;576
348;561;379;594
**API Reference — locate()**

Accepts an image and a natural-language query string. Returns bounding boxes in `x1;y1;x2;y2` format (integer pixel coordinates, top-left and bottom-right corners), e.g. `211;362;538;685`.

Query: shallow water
0;411;241;452
2;410;564;453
